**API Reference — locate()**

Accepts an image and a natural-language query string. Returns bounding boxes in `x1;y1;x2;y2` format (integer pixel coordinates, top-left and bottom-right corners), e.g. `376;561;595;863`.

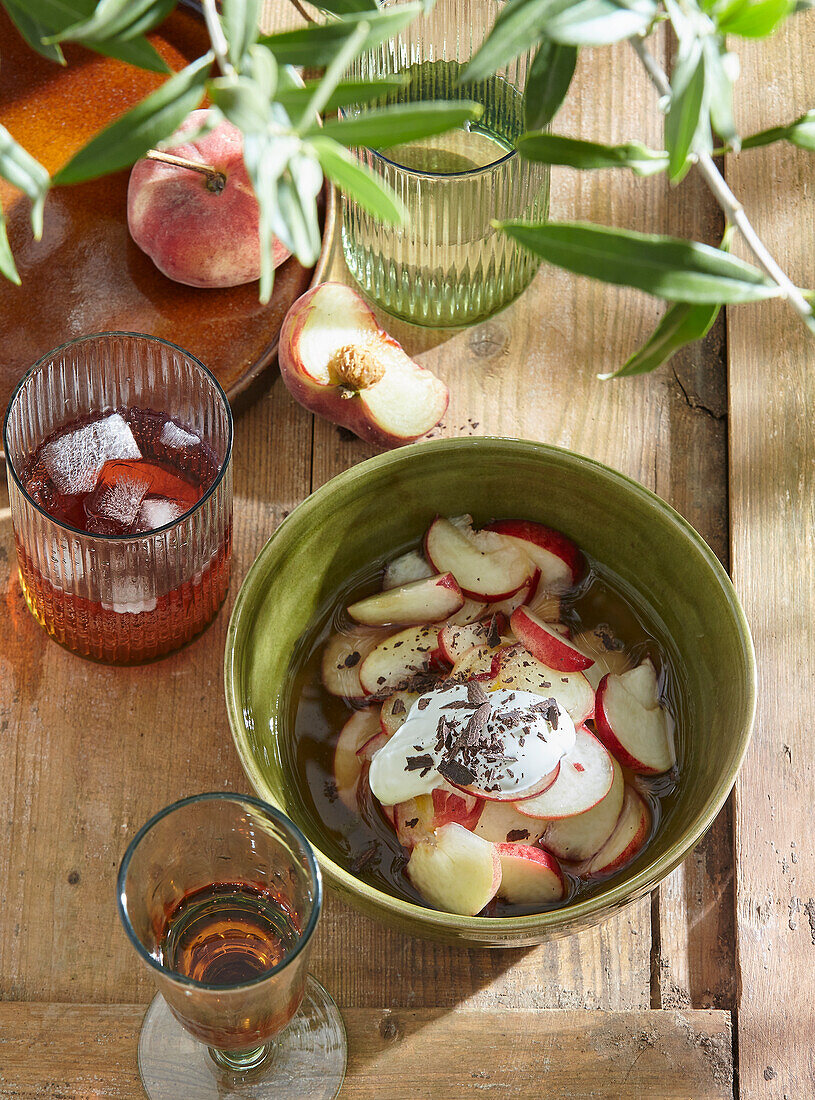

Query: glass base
137;976;347;1099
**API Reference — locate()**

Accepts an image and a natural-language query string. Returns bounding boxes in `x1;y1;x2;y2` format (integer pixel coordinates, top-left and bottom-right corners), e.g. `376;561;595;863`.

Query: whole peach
127;110;289;288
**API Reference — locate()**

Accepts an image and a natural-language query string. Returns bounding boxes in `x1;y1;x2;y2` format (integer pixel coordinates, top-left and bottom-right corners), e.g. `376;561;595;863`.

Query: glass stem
208;1041;277;1075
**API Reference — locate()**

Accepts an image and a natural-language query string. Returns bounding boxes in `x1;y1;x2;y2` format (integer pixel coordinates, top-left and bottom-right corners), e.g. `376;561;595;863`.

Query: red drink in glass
4;334;233;662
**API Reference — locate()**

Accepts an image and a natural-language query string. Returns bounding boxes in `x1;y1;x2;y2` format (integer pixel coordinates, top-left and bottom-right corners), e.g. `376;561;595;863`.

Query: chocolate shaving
486;614;502;649
323;779;338;803
438;758;477;787
465;700;490;744
405;753;434;776
506;828;530;842
343;651;361;668
467;679;489;707
417;697;431;710
440;699;474;710
391;697;406;715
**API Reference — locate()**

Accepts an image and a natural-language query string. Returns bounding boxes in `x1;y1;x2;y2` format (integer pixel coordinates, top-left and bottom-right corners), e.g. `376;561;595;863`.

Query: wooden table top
1;4;811;1098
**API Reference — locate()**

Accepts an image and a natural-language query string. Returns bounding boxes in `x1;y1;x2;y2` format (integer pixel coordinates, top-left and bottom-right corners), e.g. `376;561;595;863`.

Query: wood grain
0;1003;733;1099
726;13;815;1100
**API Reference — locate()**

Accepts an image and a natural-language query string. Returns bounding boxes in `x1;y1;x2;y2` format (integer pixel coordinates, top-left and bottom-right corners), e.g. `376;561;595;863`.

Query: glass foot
137;976;347;1099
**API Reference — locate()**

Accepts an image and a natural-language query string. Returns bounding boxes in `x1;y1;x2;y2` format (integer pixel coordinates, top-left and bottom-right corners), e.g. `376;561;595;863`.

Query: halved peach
279;283;448;448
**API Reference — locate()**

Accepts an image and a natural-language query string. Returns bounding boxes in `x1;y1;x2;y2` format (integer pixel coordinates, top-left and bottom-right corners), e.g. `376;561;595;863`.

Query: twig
288;0;317;23
631;34;814;325
201;0;237;79
145;150;226;193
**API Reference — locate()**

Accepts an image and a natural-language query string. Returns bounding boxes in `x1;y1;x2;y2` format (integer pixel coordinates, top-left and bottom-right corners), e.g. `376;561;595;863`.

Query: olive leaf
44;0;177;44
54;52;213;185
600;300;722;377
314;0;380;12
518;132;669;174
295;20;370;126
0;204;20;285
221;0;262;70
1;0;65;63
259;4;422;67
460;0;561;83
703;37;739;150
276;76;409;115
14;0;169;70
209;74;276;131
311;136;407;223
524;40;578;130
665;42;707;182
715;0;793;37
496;221;781;303
313;101;483;148
0;126;50;238
737;108;815;151
272;151;324;266
540;0;659;46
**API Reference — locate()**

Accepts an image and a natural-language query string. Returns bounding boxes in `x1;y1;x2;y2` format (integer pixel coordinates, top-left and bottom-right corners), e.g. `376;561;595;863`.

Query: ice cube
136;497;185;532
102;574;157;615
160;420;201;449
84;461;150;532
42;413;141;495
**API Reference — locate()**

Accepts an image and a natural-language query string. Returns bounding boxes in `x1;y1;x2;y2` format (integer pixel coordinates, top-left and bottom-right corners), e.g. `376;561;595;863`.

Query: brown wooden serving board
0;5;334;414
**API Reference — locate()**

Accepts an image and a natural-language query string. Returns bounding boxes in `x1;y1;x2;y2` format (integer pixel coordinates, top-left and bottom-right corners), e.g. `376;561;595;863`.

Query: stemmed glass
117;793;346;1099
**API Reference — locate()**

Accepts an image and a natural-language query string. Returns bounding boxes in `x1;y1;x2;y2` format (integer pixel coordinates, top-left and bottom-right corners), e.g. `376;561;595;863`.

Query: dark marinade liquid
286;548;684;917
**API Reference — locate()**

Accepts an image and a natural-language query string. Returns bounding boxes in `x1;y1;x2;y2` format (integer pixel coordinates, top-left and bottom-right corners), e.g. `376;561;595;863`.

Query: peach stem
145;149;227;194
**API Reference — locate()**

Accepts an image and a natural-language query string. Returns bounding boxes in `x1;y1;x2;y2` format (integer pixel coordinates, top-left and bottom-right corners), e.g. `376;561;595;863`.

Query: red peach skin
127;110;289;288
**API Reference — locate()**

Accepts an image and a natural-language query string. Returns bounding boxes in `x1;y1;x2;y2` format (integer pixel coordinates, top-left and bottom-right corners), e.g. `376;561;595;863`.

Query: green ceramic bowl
225;438;754;947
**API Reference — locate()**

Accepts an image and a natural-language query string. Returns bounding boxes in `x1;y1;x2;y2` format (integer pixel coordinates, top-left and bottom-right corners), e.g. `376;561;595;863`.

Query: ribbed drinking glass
118;793;346;1100
341;0;549;327
3;332;232;662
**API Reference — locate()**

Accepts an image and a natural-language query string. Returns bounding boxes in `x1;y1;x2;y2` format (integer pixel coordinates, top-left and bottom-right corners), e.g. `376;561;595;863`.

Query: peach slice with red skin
279;283;449;448
495;844;566;905
127;110;289;288
333;707;382;810
474;800;547;845
515;727;614;820
393;788;482;848
347;572;463;627
594;659;674;775
577;785;651;877
490;644;595;726
448;762;561;805
542;752;625;861
424;515;536;601
437;612;508;665
407;823;501;915
510;607;594;672
359;623;441;694
483;519;584;593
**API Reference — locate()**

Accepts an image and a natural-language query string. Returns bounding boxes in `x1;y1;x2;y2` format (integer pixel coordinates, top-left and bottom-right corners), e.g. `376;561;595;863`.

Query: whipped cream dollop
368;681;576;805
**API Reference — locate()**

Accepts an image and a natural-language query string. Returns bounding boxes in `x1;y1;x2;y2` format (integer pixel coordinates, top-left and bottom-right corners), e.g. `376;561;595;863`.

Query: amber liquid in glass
160;882;301;986
16;407;231;661
288;549;684;917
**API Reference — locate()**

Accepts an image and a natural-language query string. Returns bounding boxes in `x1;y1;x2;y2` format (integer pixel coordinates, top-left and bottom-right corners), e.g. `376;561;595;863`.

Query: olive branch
0;0;813;377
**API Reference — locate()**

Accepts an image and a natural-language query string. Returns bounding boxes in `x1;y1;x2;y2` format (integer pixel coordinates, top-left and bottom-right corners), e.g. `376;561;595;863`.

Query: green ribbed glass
341;0;549;327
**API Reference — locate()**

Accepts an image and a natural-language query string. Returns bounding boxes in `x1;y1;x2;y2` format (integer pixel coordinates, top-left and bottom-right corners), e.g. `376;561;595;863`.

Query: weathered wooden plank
0;381;313;1006
0;1003;733;1099
726;14;815;1100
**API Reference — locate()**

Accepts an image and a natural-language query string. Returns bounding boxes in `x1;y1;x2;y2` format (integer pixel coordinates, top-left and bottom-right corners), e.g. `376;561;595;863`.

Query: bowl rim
225;436;756;935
